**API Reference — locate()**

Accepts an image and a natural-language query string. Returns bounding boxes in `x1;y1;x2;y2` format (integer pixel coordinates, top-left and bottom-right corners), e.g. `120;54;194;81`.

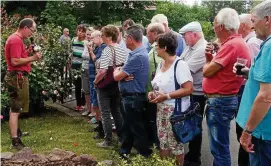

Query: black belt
7;71;29;76
121;93;146;97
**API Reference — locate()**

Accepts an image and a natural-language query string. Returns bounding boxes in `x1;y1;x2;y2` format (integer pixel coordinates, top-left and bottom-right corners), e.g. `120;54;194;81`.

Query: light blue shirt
236;34;271;140
143;36;151;52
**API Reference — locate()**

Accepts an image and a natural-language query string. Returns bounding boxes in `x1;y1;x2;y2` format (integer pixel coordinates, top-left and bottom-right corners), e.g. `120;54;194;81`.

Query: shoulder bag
170;59;203;144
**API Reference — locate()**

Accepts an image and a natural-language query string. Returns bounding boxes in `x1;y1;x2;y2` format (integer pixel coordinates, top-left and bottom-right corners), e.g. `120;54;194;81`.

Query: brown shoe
12;137;25;150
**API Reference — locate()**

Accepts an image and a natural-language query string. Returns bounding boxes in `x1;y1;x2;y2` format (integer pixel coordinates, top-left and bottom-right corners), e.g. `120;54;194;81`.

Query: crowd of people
4;1;271;166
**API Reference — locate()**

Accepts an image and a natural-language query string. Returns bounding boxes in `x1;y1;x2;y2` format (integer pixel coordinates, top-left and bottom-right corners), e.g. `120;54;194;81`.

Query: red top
5;33;31;73
203;34;251;95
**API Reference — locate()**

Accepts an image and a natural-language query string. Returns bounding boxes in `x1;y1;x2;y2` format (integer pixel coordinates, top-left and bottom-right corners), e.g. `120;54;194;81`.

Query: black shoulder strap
153;51;157;71
174;59;182;114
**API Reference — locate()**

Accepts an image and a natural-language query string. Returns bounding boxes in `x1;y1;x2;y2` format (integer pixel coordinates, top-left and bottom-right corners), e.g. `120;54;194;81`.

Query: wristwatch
166;93;171;100
244;128;253;134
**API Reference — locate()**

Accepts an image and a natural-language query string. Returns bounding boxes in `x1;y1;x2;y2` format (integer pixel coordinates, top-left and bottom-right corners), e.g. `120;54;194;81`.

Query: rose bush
1;8;73;114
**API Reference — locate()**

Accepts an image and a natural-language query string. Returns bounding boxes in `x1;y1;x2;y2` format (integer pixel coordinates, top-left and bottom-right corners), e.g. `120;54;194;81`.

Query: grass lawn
1;107;119;163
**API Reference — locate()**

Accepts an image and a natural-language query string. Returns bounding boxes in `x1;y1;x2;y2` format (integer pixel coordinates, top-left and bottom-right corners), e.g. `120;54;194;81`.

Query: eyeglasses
27;27;36;33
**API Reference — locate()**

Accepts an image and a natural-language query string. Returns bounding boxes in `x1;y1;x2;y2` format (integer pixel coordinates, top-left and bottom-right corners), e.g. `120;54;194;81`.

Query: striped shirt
71;38;87;67
99;44;127;69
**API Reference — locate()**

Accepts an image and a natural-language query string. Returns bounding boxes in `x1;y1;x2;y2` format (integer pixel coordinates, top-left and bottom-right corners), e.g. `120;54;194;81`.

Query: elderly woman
94;25;126;147
87;30;106;139
148;32;193;166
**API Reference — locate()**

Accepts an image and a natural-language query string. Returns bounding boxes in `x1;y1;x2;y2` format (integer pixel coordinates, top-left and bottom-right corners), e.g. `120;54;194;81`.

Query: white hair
252;0;271;18
147;22;165;34
239;14;252;27
151;14;168;25
63;28;69;32
216;8;240;31
91;30;101;37
196;31;204;38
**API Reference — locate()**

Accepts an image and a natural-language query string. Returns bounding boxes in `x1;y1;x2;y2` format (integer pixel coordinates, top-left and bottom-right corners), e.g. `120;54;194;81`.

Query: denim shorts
89;77;98;107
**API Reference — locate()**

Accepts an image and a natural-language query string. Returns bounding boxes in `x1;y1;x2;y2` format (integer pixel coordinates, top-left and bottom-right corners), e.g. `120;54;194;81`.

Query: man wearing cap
179;21;207;166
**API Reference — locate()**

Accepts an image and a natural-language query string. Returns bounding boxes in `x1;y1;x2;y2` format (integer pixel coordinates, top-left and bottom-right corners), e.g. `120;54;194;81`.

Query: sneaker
81;111;90;116
75;106;84;111
112;124;116;131
119;152;129;160
88;112;96;117
96;141;113;148
79;106;85;111
75;106;80;111
11;137;25;150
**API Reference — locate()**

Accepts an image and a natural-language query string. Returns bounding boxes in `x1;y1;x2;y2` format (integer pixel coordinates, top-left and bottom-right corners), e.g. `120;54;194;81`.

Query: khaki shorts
4;72;29;113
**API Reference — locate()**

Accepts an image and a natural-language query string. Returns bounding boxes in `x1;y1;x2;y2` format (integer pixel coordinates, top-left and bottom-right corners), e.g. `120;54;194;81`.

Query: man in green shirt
146;22;165;92
145;22;165;147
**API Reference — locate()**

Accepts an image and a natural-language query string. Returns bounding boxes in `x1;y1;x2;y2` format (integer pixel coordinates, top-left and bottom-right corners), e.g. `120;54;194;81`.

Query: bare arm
245;82;271;132
113;67;128;81
203;62;222;78
89;52;96;62
11;52;41;66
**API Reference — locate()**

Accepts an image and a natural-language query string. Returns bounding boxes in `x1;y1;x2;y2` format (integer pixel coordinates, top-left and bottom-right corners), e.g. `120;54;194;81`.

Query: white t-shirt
151;57;193;112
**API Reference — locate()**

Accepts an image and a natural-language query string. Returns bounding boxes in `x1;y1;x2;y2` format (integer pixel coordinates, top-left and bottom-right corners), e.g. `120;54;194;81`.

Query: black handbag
170;59;203;144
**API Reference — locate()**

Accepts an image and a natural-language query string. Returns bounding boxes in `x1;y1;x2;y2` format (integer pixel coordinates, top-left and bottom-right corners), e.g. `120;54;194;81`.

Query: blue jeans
250;136;271;166
206;96;238;166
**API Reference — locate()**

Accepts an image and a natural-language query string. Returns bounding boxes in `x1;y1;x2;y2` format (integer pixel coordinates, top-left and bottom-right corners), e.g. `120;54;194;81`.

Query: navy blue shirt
89;43;106;79
119;46;149;93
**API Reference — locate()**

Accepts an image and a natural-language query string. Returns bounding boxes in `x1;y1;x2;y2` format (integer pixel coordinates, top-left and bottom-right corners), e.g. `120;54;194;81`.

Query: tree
2;1;46;21
201;0;260;22
73;1;155;27
155;2;214;40
40;1;77;35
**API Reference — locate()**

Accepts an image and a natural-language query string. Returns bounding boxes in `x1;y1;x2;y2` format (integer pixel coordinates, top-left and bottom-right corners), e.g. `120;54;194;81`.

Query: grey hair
126;25;143;42
216;8;240;31
252;0;271;18
91;30;101;37
239;14;252;27
151;14;168;25
147;22;165;34
63;28;69;32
